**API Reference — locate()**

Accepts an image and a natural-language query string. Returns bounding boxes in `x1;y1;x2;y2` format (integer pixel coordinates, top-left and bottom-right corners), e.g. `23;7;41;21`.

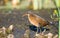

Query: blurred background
0;0;60;9
0;0;60;38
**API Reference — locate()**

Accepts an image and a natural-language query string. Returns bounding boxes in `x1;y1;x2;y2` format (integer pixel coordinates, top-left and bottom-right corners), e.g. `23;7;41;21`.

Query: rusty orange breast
28;14;40;27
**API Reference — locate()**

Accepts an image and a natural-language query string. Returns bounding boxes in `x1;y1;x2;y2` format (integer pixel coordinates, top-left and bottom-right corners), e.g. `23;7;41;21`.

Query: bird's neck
28;14;34;18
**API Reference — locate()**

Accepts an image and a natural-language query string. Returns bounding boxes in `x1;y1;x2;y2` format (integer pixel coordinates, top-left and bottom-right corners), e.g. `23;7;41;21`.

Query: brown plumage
22;13;49;27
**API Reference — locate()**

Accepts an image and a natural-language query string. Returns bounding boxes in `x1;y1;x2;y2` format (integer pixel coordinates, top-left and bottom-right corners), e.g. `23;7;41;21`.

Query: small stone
45;32;53;38
7;34;14;38
8;25;14;31
53;34;58;38
34;34;48;38
24;29;30;38
2;27;6;34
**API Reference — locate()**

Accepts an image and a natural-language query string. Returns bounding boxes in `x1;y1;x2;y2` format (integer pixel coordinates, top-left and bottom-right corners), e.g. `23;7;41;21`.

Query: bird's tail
48;21;58;29
48;21;54;25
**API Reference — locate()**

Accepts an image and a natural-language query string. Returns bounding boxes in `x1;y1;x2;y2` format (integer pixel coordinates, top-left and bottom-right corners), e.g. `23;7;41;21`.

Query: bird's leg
35;25;42;36
42;29;46;35
35;27;39;36
40;27;42;33
37;27;39;34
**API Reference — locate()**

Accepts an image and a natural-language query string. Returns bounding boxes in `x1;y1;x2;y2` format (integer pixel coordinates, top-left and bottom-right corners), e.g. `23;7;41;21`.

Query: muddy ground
0;9;58;38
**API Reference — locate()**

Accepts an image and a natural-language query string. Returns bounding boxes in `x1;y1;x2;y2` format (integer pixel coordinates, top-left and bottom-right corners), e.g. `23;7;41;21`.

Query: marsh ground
0;9;58;38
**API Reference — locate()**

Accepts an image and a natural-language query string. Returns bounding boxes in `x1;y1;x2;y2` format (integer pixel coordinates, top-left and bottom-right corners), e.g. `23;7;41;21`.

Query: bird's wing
35;15;48;26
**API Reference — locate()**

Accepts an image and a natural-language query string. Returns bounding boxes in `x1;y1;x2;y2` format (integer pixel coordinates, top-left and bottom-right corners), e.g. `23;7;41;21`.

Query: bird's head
22;11;32;17
22;13;29;17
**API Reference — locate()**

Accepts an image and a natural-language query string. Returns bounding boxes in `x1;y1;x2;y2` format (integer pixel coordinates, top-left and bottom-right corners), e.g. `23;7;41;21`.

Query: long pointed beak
22;14;28;17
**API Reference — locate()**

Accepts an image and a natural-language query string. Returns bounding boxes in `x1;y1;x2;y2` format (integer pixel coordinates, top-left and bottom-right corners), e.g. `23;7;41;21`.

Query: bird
22;11;53;36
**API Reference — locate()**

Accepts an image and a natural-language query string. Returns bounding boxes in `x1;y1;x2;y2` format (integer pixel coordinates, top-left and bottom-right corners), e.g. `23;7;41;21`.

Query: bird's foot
35;33;40;36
